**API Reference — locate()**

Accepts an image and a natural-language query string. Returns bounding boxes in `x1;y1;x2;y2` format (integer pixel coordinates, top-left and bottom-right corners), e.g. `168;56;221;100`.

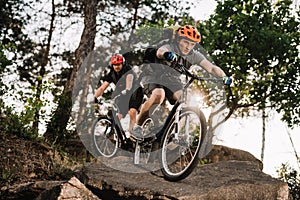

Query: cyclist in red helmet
132;25;232;137
94;54;143;132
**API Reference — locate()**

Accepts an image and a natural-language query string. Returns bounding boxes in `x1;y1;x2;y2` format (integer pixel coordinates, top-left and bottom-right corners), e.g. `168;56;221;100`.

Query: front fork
173;103;191;148
174;103;186;139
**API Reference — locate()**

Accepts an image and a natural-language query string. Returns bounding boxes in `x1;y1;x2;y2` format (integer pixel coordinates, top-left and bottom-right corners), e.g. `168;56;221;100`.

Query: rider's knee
153;95;163;104
129;107;136;112
151;89;165;103
129;108;137;118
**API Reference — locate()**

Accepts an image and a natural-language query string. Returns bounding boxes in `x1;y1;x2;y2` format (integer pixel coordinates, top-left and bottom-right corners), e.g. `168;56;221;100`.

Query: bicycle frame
99;94;129;146
156;63;222;141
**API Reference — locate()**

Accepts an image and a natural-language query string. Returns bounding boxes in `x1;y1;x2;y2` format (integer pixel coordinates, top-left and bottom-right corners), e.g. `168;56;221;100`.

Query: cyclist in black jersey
94;54;143;132
132;25;232;137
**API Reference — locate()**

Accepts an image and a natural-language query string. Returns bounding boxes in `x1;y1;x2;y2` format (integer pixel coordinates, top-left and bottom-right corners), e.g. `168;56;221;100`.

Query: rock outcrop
204;145;263;169
77;160;288;200
2;145;290;200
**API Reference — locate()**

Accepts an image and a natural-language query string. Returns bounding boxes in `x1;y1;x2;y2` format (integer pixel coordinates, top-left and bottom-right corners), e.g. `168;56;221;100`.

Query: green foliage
0;101;38;139
0;78;54;138
200;0;300;127
1;167;13;181
0;43;13;71
0;0;27;40
199;158;212;166
277;163;300;199
1;0;65;140
0;42;15;98
136;0;192;27
45;91;73;144
0;41;38;138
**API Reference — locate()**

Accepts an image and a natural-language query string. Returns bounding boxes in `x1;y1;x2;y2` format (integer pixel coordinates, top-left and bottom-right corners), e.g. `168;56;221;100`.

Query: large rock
64;177;99;199
2;177;99;200
204;145;263;169
77;160;288;199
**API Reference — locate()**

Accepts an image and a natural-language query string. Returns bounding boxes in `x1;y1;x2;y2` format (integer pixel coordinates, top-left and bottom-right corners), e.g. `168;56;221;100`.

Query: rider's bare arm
157;45;227;79
125;74;134;91
156;46;169;59
199;59;226;78
94;81;110;98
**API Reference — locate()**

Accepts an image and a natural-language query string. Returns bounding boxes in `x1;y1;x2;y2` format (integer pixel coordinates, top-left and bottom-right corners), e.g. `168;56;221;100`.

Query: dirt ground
0;131;77;189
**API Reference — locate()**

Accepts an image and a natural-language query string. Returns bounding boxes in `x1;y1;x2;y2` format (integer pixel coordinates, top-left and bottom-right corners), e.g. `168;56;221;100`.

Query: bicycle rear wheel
92;117;119;158
160;107;207;181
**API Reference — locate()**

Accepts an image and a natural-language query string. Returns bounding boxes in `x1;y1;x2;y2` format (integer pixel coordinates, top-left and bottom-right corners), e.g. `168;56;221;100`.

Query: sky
188;0;300;177
218;112;300;177
188;0;219;21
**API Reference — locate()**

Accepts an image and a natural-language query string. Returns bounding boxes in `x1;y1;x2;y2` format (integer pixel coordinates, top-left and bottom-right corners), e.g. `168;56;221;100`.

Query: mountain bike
92;63;223;181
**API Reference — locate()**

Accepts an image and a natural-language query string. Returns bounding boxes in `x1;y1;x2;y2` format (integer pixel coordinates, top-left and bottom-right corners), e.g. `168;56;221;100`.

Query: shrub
277;163;300;200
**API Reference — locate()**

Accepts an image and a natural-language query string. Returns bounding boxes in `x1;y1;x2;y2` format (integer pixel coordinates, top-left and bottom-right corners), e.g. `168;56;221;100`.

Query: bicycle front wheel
160;107;207;181
92;117;119;158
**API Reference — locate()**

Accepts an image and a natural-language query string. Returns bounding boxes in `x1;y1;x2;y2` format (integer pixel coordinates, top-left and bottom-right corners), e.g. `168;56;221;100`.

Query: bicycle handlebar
111;94;122;102
171;62;223;83
96;93;121;106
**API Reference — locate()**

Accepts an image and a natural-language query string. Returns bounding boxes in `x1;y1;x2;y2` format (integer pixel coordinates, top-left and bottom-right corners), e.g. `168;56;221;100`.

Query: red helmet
177;25;201;43
110;54;125;65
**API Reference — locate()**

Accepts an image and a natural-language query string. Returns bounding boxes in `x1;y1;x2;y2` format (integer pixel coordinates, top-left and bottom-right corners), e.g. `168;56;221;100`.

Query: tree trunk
261;108;266;162
33;0;56;134
44;0;97;144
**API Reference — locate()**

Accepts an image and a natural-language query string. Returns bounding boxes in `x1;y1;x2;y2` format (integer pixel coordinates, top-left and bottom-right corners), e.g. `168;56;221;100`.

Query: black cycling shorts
142;83;182;105
116;87;143;116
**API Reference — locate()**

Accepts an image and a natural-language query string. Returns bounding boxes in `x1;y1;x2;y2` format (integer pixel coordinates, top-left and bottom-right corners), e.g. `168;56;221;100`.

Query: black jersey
101;64;139;94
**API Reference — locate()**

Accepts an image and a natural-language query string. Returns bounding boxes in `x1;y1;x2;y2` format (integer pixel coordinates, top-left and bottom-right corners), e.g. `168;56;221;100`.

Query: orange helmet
177;25;201;43
110;54;125;65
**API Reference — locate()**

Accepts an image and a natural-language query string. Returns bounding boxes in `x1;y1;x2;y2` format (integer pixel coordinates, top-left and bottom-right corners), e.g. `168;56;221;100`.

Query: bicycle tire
160;107;207;181
92;117;119;158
